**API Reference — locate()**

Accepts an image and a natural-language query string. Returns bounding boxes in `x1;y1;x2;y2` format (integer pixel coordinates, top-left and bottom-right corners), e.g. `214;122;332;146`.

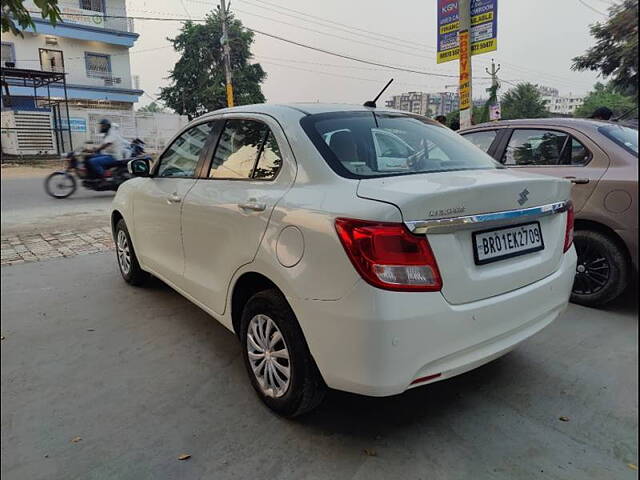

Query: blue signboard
60;117;87;132
437;0;497;64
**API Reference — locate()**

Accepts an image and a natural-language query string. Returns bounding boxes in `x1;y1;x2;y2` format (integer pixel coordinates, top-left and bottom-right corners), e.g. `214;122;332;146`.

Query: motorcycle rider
87;119;127;180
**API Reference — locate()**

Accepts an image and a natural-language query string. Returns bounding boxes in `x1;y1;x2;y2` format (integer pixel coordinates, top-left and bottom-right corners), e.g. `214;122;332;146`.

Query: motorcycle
44;138;150;199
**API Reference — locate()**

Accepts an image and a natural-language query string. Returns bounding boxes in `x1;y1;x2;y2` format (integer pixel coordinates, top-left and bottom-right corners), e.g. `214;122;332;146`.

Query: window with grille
85;53;111;77
1;42;15;65
79;0;104;12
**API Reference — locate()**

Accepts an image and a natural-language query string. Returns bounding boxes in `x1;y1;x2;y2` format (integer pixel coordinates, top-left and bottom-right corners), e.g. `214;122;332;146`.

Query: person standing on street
435;115;447;125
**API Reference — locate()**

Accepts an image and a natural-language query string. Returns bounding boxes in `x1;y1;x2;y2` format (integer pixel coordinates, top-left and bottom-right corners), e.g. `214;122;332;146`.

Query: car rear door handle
564;176;590;184
167;193;182;204
238;201;266;212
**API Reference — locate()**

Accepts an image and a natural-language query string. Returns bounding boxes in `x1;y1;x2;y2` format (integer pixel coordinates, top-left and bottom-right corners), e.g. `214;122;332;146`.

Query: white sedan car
112;104;577;416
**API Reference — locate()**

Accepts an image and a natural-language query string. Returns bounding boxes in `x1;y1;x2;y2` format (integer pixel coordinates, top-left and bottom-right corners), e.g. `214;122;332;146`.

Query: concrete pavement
1;253;637;480
1;176;113;235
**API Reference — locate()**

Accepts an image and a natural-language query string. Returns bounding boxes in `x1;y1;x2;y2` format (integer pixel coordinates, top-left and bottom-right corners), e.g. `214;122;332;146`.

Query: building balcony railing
58;6;135;33
86;71;124;86
41;65;66;74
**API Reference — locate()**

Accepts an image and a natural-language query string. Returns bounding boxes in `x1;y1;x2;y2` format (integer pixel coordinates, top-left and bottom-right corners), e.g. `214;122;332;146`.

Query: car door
498;127;610;213
132;121;216;284
180;115;296;315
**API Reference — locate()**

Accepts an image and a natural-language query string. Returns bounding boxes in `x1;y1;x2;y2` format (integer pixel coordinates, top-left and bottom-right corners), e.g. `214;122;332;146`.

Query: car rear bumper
290;248;577;397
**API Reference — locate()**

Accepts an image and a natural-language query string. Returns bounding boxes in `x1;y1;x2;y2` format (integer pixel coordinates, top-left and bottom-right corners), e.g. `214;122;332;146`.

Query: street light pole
220;0;234;108
458;0;472;129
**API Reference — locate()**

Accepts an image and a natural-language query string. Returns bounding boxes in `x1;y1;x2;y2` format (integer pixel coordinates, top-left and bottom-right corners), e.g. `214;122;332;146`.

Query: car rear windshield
598;124;638;156
300;111;501;179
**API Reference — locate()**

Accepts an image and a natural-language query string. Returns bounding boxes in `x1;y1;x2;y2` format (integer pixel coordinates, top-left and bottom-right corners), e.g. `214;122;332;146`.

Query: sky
126;0;610;108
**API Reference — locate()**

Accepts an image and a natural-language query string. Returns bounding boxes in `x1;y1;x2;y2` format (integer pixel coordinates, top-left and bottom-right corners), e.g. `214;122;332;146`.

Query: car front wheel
571;229;629;307
240;289;325;417
114;219;148;286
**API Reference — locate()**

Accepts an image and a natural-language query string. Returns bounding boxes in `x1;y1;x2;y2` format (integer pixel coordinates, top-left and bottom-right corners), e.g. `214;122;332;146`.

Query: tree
1;0;62;36
159;9;266;119
138;102;168;113
445;105;484;129
500;83;548;120
574;82;636;117
572;0;638;98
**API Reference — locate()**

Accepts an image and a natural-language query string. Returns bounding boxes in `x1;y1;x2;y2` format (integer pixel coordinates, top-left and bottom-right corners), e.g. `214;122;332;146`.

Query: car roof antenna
364;78;394;108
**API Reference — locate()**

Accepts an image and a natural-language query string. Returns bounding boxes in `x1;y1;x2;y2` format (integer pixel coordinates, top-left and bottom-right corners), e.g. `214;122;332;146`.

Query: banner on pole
437;0;497;64
489;103;501;120
458;30;471;111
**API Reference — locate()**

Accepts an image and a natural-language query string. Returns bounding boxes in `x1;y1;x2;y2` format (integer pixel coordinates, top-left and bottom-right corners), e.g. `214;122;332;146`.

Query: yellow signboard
458;30;471;111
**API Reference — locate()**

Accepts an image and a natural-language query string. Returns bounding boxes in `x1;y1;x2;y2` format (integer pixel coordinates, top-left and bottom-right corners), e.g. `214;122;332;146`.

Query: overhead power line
577;0;609;16
26;10;595;90
188;0;426;50
228;0;595;89
26;11;470;79
232;0;429;52
232;6;436;61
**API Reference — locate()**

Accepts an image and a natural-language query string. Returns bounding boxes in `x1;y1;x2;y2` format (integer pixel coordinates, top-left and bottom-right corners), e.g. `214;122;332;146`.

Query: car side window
462;130;497;153
157;122;215;178
253;132;283;180
564;137;590;166
503;129;569;166
209;119;282;180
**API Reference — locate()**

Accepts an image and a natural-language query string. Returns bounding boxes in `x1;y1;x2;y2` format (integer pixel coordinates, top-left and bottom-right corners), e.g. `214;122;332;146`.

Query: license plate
473;222;544;265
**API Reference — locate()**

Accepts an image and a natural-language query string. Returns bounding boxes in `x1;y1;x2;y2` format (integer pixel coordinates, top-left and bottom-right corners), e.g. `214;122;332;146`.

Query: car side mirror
128;158;150;177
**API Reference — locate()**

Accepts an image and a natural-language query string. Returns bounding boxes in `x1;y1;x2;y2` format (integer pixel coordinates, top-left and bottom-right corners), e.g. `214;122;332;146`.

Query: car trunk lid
357;168;571;304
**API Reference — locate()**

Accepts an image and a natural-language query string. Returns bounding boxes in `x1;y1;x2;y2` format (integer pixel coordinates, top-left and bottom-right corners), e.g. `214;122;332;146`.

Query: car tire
240;289;326;417
571;229;629;307
114;219;148;286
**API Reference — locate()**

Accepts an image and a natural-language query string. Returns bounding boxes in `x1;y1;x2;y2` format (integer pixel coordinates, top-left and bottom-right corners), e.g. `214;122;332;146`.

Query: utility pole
220;0;234;108
485;59;501;90
485;59;501;121
458;0;472;129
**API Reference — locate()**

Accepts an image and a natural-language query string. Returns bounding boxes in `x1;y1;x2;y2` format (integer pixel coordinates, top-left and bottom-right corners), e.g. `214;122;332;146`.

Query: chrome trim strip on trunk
405;201;569;234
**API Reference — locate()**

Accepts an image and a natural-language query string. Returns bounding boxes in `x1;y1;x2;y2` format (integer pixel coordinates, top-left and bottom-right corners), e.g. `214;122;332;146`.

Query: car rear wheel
240;289;325;417
571;229;629;307
115;219;148;286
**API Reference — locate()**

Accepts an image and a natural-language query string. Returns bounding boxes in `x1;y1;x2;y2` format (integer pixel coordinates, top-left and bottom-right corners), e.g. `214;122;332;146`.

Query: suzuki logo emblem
517;188;530;206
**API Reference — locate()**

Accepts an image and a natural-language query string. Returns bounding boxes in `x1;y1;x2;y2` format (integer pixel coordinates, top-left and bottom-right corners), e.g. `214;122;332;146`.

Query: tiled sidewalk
1;227;114;266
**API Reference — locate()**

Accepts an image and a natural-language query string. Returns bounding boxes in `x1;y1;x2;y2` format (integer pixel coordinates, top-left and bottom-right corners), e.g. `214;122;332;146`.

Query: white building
385;91;459;117
543;94;585;115
1;0;143;154
538;86;584;115
385;92;431;116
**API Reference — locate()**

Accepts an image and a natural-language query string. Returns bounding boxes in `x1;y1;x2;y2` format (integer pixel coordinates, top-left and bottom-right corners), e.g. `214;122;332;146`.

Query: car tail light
563;201;574;253
335;218;442;292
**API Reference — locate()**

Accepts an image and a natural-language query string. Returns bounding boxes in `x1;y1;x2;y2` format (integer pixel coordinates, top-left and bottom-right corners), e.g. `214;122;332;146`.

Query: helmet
99;118;111;133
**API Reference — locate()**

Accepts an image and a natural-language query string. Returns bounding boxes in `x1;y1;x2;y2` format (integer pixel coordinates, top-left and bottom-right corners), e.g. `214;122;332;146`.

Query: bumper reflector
410;373;442;385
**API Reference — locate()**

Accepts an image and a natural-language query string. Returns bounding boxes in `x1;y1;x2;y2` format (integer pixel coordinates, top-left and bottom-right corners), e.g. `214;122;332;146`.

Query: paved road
1;177;114;234
1;253;637;480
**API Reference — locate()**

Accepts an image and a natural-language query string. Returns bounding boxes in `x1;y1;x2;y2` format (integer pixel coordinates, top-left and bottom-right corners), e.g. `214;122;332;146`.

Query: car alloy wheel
572;237;610;295
246;313;291;398
116;229;132;276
